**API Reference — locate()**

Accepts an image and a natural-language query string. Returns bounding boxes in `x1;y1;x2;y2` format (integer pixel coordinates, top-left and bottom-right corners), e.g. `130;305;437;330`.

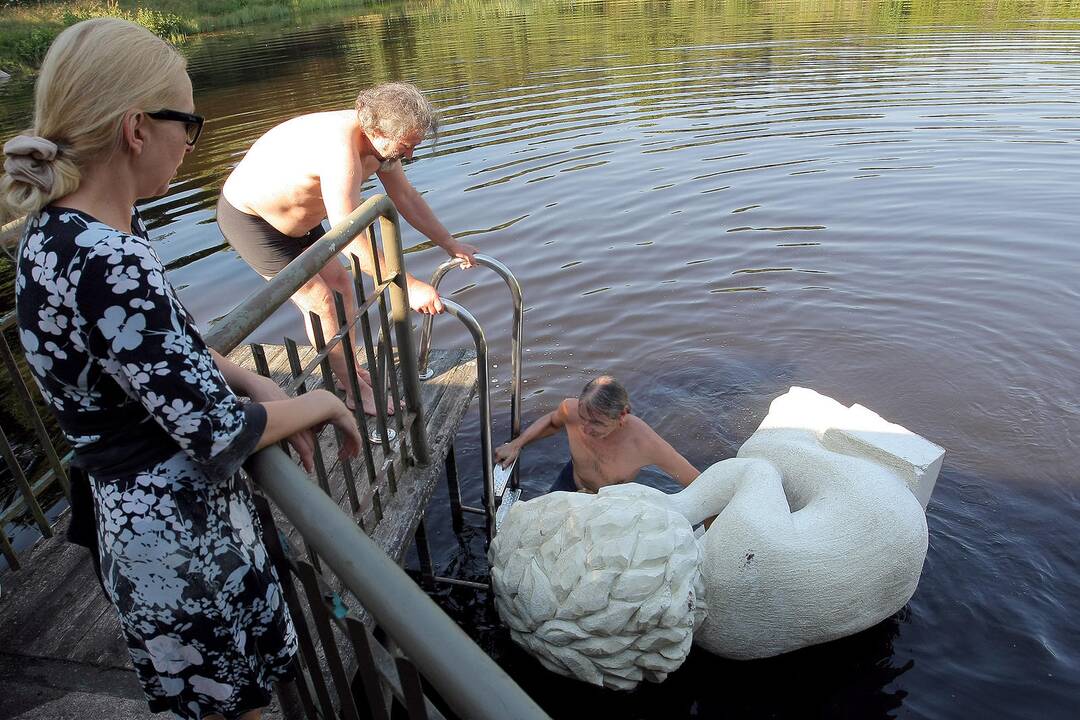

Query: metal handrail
417;254;523;490
438;299;495;537
250;444;548;720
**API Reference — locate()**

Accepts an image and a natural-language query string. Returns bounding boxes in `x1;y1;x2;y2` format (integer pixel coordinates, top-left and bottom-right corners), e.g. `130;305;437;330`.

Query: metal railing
204;196;544;719
2;199;549;718
1;217;72;571
416;255;525;540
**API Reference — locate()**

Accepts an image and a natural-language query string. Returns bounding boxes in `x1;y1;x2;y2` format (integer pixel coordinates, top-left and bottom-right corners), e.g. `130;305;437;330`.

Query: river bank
0;0;366;76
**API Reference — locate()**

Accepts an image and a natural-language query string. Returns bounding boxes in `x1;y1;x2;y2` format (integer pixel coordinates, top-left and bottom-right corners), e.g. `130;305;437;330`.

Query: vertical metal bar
349;253;396;494
371;487;384;527
345;617;391;720
444;445;463;534
332;291;378;517
507;270;524;492
284;338;332;497
395;656;431;720
376;333;411;474
364;231;398;457
250;342;272;377
376;218;430;465
413;517;435;588
251;343;294;459
0;330;69;495
296;562;362;720
251;495;335;719
0;425;53;535
283;339;324;572
308;312;360;513
439;301;494;539
0;525;20;571
274;678;311;720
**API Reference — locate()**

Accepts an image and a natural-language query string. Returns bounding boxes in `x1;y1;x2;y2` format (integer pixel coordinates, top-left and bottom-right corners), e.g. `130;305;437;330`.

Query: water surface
2;1;1078;717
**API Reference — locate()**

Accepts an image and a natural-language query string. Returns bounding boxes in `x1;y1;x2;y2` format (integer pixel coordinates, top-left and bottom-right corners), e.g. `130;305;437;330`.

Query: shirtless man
494;375;699;493
218;82;477;415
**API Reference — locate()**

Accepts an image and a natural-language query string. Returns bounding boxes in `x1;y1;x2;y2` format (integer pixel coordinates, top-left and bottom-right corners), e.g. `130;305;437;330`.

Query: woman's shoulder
28;206;150;248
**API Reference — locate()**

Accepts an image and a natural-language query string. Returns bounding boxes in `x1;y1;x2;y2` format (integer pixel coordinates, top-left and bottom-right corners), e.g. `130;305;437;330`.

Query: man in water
218;82;477;415
495;375;700;493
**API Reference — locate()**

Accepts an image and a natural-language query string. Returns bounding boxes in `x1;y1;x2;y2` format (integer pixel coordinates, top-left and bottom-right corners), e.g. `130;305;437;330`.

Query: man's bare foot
337;375;395;417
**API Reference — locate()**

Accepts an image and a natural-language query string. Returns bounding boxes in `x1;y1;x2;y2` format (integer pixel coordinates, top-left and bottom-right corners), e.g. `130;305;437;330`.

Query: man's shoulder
255;110;356;148
625;414;663;444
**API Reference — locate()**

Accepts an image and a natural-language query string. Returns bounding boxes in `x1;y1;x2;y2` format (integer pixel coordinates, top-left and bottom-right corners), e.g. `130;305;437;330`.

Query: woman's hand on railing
257;389;362;467
325;393;364;460
248;376;316;472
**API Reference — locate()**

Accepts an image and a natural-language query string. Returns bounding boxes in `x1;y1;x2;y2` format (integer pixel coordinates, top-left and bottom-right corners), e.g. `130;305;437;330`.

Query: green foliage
0;1;198;75
10;27;54;69
58;2;198;41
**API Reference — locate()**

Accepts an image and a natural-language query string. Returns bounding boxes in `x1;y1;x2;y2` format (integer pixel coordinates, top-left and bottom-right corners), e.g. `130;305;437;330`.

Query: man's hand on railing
444;238;479;269
407;278;445;315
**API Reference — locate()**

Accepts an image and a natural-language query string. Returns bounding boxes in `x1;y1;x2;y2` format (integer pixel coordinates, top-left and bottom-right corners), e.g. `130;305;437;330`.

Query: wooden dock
0;345;477;720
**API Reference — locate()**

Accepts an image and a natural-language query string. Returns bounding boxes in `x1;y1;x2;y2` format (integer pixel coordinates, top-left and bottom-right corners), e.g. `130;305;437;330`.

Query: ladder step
495;489;521;532
492;460;514;498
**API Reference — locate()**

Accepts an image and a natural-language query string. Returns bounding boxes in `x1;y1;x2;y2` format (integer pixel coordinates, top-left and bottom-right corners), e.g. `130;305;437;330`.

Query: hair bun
3;135;59;193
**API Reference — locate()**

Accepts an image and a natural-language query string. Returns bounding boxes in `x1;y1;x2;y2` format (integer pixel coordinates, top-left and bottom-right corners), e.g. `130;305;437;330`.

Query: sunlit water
2;1;1078;716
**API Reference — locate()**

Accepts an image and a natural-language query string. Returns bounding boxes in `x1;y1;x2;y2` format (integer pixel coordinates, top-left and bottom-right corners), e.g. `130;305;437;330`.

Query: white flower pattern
14;207;297;720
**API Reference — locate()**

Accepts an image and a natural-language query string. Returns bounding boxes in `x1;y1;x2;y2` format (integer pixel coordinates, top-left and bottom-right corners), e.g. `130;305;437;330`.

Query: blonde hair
355;82;438;142
0;18;187;217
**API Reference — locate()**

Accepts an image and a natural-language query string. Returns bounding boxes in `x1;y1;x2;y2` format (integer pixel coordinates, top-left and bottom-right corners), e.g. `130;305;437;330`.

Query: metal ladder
416;254;523;539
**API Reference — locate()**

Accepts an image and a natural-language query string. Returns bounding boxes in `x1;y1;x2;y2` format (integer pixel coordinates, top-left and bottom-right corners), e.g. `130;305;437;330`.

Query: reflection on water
3;1;1079;716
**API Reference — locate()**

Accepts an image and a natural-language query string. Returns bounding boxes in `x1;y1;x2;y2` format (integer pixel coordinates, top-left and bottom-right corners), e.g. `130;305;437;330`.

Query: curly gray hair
355;82;438;142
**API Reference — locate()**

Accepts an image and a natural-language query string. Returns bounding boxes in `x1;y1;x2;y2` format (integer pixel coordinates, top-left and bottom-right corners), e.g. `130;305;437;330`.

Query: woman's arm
209;349;271;397
210;349;320;471
494;399;571;468
258;389;361;461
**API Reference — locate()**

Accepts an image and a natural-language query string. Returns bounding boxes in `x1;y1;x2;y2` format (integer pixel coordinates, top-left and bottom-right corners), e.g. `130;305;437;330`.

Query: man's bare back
223;111;384;236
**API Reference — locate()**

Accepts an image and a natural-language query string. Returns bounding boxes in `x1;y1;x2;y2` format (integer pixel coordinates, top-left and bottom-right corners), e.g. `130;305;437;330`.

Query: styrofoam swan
488;487;707;690
490;387;943;684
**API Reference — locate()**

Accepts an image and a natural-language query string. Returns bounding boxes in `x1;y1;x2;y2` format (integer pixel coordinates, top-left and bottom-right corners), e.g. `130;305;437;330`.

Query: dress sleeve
76;229;266;480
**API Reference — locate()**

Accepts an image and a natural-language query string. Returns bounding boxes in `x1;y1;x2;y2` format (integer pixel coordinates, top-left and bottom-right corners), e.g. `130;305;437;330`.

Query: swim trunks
548;460;578;493
217;195;327;277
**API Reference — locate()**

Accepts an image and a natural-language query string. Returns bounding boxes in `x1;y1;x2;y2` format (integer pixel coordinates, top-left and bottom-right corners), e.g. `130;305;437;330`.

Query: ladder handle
418;254;524;491
437;299;496;538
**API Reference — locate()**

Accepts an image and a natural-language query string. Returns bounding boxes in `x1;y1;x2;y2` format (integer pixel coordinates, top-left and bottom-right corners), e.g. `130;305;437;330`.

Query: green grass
0;1;196;75
0;0;366;76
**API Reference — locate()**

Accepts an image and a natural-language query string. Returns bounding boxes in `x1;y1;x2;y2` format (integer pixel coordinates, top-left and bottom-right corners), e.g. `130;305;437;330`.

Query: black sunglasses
146;109;205;147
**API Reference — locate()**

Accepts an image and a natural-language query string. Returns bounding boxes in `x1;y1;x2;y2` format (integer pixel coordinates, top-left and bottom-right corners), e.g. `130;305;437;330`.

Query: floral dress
15;206;298;719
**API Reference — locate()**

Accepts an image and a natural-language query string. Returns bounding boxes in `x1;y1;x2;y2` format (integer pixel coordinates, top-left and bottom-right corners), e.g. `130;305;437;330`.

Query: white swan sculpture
488;387;944;688
489;485;708;690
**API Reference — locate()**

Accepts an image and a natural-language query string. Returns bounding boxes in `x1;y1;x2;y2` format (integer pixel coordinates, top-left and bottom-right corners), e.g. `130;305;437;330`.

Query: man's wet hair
355;82;438;142
579;375;631;421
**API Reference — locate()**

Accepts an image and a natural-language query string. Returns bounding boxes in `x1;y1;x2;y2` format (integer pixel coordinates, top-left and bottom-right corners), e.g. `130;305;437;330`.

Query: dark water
2;1;1079;716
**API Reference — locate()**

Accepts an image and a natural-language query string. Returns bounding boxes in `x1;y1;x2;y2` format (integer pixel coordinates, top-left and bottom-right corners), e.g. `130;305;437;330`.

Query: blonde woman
2;19;362;720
